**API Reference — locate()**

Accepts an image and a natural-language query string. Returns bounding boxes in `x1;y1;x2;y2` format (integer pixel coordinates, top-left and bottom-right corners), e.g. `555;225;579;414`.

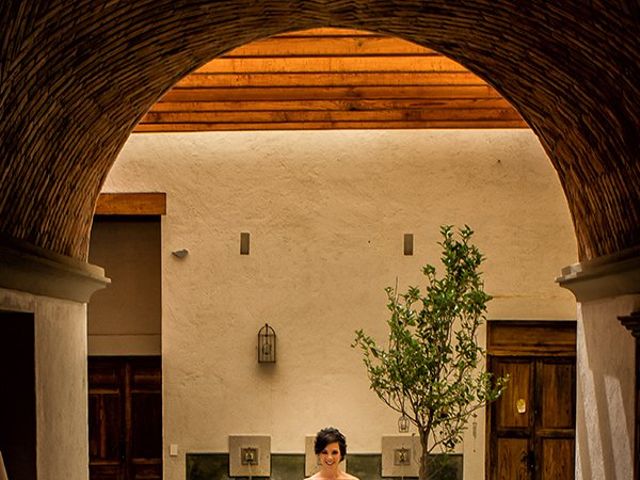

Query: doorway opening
0;311;36;480
88;197;164;479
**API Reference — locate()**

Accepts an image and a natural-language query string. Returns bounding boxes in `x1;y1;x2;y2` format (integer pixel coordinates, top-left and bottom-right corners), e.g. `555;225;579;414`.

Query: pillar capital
557;246;640;302
0;234;110;303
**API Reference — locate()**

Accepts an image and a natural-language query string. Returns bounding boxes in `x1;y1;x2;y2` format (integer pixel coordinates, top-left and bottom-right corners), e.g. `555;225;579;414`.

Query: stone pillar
557;247;640;480
0;236;109;480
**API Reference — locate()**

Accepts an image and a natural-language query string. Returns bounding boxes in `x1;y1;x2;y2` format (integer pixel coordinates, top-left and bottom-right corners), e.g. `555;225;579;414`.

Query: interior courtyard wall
103;129;578;479
0;288;88;480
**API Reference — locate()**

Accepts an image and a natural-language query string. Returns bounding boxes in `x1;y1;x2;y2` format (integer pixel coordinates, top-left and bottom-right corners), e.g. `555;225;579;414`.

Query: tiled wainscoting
186;453;462;480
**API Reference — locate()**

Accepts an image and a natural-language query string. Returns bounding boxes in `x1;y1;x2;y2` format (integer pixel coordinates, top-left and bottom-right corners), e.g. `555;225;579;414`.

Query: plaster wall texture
575;294;639;480
104;129;578;479
0;288;88;480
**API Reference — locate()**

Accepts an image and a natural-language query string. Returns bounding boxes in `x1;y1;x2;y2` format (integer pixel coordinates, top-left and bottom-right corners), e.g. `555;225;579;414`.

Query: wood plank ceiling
136;28;526;132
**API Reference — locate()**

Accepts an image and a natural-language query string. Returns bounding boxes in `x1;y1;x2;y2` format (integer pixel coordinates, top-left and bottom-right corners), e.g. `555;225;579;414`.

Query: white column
0;237;109;480
557;246;640;480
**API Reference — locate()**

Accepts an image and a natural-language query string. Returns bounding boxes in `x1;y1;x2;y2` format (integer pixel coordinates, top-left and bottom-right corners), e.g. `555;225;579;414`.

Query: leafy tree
353;225;507;479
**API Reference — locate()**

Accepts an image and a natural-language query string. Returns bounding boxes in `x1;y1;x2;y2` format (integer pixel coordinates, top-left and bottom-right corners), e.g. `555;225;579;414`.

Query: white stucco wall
0;288;88;480
575;294;639;480
105;129;578;479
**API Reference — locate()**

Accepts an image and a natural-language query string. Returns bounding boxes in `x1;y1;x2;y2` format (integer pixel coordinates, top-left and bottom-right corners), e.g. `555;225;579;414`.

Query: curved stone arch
0;1;638;260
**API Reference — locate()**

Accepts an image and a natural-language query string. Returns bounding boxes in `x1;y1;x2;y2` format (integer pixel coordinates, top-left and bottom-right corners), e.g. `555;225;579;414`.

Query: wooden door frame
485;320;577;480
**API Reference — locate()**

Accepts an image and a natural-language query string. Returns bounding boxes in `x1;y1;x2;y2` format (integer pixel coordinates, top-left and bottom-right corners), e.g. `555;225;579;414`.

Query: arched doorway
94;28;578;479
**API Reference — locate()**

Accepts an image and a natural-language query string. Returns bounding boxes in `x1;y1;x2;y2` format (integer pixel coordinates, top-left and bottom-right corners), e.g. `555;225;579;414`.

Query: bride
305;427;360;480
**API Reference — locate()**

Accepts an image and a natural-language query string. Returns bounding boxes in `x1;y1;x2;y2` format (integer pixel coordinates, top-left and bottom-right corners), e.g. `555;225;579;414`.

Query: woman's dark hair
314;427;347;461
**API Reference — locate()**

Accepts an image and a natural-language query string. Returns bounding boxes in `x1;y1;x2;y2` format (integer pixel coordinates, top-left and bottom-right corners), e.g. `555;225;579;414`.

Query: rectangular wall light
403;233;414;256
240;232;250;255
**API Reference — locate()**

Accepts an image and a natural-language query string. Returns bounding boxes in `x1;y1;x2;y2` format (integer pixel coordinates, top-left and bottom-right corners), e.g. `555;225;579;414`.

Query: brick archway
1;1;638;260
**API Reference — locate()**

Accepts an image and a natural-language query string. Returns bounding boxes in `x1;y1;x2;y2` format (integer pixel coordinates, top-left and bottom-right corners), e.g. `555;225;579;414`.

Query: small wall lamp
258;323;276;363
398;413;410;433
171;248;189;259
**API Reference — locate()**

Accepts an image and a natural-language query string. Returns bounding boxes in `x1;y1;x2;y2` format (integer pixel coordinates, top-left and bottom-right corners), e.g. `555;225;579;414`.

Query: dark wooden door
489;357;575;479
89;356;162;480
487;321;576;480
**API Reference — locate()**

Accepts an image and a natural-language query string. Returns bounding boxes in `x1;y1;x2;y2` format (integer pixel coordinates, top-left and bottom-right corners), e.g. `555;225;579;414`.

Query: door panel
131;393;162;459
89;362;125;480
130;460;163;480
89;357;162;480
541;439;574;479
497;438;531;480
496;361;533;430
89;394;124;461
130;360;162;469
491;359;534;479
540;361;575;430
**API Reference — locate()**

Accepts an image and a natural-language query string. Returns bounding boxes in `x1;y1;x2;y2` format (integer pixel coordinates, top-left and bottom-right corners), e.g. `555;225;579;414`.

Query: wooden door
89;357;162;480
487;321;576;480
489;357;575;479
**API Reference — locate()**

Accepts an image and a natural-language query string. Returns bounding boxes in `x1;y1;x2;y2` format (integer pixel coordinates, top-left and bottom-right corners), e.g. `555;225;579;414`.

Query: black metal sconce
258;323;276;363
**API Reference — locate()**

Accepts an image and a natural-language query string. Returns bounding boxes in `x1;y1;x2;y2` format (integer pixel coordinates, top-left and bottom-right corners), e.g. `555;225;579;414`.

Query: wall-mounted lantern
398;413;410;433
258;323;276;363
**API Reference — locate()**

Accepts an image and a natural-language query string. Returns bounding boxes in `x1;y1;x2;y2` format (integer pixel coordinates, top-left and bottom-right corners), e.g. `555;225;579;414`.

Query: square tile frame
228;435;271;477
381;435;420;477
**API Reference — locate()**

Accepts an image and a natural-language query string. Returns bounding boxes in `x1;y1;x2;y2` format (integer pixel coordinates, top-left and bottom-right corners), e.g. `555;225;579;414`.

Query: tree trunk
419;429;430;480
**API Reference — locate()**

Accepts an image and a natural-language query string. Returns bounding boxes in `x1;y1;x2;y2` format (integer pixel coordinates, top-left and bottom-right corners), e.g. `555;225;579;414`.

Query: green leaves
352;225;507;479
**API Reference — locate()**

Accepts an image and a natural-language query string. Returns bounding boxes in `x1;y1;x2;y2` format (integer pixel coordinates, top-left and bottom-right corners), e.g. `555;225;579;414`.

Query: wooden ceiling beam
227;37;433;56
136;120;527;132
159;86;501;102
195;56;467;73
141;108;521;123
149;98;515;112
174;72;485;88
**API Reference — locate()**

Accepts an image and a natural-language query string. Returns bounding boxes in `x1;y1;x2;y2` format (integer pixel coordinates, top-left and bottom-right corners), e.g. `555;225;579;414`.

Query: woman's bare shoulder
303;473;359;480
304;474;359;480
